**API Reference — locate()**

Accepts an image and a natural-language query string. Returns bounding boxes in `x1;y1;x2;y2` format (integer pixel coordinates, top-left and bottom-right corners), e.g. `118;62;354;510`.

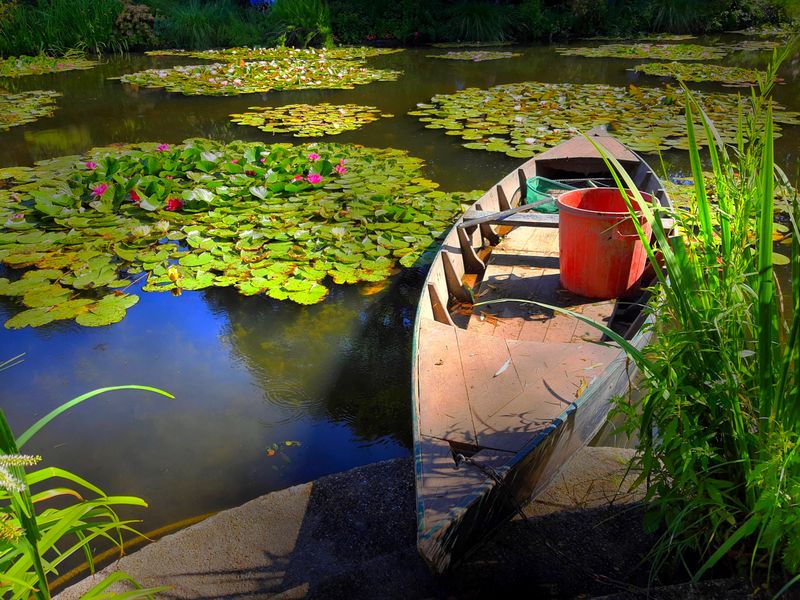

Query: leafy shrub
114;1;158;50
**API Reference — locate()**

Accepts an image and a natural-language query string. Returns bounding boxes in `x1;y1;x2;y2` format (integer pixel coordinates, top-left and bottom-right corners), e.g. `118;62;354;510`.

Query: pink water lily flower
292;175;305;181
157;143;170;152
91;183;109;197
85;161;98;170
334;163;347;175
231;159;239;164
130;190;141;203
165;197;183;211
307;173;322;184
307;153;320;162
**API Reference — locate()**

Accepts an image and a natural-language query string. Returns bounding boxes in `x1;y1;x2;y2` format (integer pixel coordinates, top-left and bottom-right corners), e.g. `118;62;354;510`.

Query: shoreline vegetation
0;0;798;56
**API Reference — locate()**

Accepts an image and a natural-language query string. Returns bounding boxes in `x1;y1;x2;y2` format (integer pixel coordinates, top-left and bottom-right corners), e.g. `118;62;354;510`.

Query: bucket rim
556;187;653;219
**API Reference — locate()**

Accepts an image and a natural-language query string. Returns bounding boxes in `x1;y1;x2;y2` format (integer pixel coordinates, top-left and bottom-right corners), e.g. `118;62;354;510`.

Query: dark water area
0;38;798;542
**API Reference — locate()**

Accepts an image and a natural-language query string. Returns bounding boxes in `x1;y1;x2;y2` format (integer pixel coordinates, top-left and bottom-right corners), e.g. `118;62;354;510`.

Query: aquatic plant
117;52;401;96
0;52;98;77
630;61;767;86
145;46;402;62
592;57;800;588
426;50;520;62
230;103;392;136
556;42;728;60
724;38;783;51
0;90;60;130
408;81;800;157
267;0;334;48
0;357;171;599
0;140;476;327
429;41;515;48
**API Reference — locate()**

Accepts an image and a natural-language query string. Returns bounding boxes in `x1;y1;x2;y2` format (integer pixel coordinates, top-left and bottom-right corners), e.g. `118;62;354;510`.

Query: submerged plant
0;140;476;327
0;359;171;599
230;103;392;136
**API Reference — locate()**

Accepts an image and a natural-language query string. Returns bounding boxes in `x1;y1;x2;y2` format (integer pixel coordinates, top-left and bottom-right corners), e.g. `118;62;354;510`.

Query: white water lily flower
153;220;170;233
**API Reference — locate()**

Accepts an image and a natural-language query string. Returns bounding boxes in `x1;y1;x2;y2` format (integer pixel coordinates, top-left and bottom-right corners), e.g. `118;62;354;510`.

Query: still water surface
0;39;798;537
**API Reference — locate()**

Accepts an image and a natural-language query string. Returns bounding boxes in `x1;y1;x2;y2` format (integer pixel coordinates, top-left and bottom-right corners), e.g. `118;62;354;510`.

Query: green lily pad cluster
0;53;98;77
0;139;477;328
118;52;402;96
427;51;521;62
723;39;783;52
145;46;403;62
732;25;799;36
556;43;728;61
408;82;800;156
430;41;515;48
630;62;766;86
0;89;60;130
230;103;392;137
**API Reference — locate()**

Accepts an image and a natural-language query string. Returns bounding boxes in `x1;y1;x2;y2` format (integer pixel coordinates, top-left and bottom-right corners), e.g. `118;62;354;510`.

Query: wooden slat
473;340;619;452
417;318;477;443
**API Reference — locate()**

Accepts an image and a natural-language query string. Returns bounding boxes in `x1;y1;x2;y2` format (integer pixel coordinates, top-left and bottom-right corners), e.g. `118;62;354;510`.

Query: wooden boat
411;130;672;573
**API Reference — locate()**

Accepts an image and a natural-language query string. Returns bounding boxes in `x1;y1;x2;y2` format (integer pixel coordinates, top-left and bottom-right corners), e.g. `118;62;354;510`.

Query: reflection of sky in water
0;37;798;533
0;276;412;530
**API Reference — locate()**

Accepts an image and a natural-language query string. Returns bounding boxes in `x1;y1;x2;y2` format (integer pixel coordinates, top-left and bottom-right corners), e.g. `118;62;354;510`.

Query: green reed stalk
584;45;800;588
0;379;172;598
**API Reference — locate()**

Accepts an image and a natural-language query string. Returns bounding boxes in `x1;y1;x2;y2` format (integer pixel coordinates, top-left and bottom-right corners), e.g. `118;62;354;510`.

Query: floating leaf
0;139;481;326
427;50;521;62
410;81;800;156
4;307;54;329
119;49;402;96
556;43;728;61
231;103;389;137
0;51;98;77
146;46;402;62
630;62;769;86
0;89;60;130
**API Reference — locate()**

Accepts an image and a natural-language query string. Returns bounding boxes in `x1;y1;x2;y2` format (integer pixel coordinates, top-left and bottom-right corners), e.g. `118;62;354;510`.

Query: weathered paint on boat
411;131;671;573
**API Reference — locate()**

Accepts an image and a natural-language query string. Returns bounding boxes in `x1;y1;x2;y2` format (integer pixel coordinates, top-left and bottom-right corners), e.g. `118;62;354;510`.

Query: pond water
1;38;798;548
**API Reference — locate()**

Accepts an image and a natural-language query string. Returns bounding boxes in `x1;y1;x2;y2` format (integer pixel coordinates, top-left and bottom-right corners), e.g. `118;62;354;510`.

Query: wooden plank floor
467;227;615;343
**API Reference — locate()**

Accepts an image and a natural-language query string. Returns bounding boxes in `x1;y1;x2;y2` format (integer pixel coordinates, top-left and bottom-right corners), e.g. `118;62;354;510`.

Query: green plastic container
525;177;577;214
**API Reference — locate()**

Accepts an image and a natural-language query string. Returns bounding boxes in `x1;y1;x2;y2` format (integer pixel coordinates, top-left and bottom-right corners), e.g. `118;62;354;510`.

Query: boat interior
414;134;671;555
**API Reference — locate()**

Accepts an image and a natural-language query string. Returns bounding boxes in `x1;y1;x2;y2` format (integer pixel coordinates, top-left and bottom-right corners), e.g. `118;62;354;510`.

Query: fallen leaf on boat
493;358;512;378
575;378;589;398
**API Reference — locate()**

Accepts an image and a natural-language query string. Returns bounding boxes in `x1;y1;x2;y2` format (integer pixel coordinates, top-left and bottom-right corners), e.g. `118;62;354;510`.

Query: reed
592;46;800;588
0;359;171;599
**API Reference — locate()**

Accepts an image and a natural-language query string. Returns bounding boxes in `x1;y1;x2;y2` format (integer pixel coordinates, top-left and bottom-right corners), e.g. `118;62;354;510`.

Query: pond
1;37;798;550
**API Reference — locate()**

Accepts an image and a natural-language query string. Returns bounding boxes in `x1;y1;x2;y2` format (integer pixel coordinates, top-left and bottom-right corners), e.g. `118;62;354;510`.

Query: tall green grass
0;356;171;598
153;0;278;50
267;0;334;48
0;0;124;56
597;48;800;589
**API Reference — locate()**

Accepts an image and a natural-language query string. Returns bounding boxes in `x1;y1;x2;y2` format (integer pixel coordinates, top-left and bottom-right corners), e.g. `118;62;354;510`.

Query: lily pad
409;81;800;156
427;51;521;62
0;89;60;130
119;50;402;96
0;52;98;77
230;103;390;137
630;62;768;86
146;46;403;62
556;43;728;61
721;39;783;52
0;139;481;326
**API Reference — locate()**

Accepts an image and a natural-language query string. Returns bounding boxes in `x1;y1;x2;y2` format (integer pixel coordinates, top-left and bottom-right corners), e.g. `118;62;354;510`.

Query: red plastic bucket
556;188;652;299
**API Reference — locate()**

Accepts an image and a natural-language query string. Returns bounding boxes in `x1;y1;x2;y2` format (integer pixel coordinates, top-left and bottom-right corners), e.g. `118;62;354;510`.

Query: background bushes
0;0;796;56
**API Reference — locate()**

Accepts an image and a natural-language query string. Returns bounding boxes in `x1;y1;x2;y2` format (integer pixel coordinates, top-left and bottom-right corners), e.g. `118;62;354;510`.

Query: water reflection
0;37;797;533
